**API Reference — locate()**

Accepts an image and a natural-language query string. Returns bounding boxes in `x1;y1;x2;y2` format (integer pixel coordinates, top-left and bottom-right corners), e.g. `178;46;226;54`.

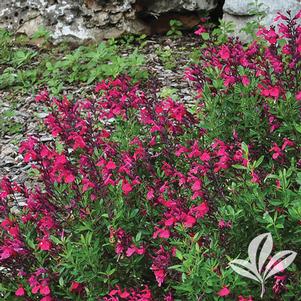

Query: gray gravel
0;35;200;184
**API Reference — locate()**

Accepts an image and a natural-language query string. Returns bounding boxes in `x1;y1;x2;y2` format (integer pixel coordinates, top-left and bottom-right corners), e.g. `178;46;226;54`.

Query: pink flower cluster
0;10;300;301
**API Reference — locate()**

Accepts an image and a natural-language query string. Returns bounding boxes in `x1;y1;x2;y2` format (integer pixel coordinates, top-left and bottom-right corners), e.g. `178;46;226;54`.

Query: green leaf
232;164;247;170
294;122;301;133
175;249;183;260
59;277;65;287
201;32;210;40
135;231;142;242
241;142;249;156
26;238;36;249
254;155;264;168
55;140;64;154
50;235;62;245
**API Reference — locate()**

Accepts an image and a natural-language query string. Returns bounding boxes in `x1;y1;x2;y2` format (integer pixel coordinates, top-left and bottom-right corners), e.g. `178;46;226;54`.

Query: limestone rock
223;0;301;41
223;0;300;16
140;0;218;15
0;0;218;42
17;15;44;36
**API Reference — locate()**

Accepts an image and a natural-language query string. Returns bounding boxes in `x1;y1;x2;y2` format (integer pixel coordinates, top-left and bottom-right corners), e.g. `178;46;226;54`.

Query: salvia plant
0;10;301;301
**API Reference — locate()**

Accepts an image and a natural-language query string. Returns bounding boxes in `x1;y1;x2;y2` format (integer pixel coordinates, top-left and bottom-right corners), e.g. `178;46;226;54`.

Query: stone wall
0;0;219;42
2;0;299;43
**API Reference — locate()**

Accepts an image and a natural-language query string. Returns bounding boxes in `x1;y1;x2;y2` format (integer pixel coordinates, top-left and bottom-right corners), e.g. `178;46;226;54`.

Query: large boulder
0;0;219;42
223;0;301;41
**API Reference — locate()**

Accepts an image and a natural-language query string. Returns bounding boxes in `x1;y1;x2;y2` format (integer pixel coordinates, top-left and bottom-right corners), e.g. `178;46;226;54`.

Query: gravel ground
0;34;200;184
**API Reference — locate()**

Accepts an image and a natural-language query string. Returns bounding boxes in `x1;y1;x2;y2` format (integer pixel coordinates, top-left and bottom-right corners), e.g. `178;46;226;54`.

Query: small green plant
155;47;177;70
0;29;13;65
0;41;147;94
12;49;37;68
209;19;235;44
248;0;266;18
189;49;201;64
240;0;267;40
159;86;178;99
118;34;148;48
0;107;23;138
167;19;183;37
31;26;50;41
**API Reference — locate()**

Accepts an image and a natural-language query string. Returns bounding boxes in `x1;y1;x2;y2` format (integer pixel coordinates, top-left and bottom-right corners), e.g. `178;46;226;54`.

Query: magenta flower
218;286;230;297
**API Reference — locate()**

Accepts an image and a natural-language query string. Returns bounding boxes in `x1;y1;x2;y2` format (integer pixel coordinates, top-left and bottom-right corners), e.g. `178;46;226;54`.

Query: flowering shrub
1;11;301;301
